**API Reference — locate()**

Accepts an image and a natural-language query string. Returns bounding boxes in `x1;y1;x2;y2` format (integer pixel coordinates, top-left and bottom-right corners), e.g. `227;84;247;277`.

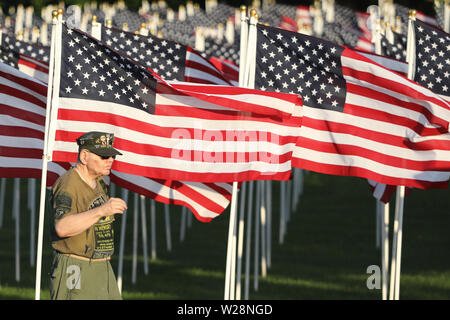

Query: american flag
380;32;407;62
0;61;70;185
0;44;49;83
412;20;450;102
51;24;301;183
0;46;234;222
203;38;240;68
296;5;312;28
101;25;232;85
0;51;234;223
110;171;233;222
356;50;408;76
207;56;239;86
255;24;450;189
367;180;397;203
1;33;50;63
321;4;374;53
367;180;413;203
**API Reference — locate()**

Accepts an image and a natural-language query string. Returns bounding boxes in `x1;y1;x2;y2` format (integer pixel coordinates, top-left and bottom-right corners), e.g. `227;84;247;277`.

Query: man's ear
79;149;89;165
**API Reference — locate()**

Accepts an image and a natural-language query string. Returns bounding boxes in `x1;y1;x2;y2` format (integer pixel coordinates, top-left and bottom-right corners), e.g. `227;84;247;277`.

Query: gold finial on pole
92;15;97;23
409;9;416;19
250;8;257;18
52;10;58;18
58;8;63;16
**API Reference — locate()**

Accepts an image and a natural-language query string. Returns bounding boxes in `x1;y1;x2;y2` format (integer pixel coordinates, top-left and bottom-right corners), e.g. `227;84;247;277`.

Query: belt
61;253;111;262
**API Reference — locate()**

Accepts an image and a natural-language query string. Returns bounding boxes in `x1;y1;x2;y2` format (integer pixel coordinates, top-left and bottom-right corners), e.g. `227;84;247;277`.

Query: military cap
76;131;122;158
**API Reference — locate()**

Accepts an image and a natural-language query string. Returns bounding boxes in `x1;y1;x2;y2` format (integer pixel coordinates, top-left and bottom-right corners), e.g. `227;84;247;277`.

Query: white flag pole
253;181;261;291
381;201;389;300
29;178;36;266
235;181;247;300
0;178;6;228
279;181;286;244
224;5;249;301
266;180;272;269
13;178;20;282
444;0;450;33
259;181;267;278
140;195;149;275
150;199;156;259
373;17;390;299
224;182;239;300
164;203;172;251
180;205;187;242
244;181;254;300
117;188;129;293
131;193;139;284
34;9;60;300
389;9;416;300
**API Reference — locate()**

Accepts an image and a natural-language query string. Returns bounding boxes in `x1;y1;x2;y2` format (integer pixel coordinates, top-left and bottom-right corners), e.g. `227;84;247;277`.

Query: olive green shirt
51;168;115;259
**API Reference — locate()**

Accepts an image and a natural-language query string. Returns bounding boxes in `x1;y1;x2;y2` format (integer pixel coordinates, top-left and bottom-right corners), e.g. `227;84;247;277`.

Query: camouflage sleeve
52;191;73;220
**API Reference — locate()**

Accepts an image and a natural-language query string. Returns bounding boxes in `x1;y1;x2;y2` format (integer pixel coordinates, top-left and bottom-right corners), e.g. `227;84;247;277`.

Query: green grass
0;171;449;300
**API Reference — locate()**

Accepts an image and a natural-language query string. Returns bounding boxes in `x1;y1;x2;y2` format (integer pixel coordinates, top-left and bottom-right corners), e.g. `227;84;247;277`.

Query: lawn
0;170;449;300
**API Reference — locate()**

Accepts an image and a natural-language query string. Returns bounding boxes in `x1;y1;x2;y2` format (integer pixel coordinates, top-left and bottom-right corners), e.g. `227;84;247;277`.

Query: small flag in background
0;45;49;83
412;19;450;102
102;25;232;85
1;33;50;62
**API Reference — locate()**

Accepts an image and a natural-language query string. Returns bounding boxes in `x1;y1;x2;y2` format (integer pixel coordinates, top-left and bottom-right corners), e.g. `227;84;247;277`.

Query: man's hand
101;197;127;217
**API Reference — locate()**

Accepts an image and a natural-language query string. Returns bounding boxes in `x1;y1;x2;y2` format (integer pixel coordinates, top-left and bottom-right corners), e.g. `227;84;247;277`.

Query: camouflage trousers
49;252;122;300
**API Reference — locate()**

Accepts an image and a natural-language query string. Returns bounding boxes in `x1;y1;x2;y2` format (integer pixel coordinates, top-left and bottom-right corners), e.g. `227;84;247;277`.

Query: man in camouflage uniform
49;131;127;300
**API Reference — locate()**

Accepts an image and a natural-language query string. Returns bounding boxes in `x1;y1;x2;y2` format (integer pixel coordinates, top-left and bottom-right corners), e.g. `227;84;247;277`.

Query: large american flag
255;24;450;189
0;61;70;185
412;20;450;102
101;25;232;85
51;24;301;183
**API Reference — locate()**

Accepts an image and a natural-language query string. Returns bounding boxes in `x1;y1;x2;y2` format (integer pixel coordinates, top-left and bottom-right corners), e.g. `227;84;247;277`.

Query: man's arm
55;197;127;238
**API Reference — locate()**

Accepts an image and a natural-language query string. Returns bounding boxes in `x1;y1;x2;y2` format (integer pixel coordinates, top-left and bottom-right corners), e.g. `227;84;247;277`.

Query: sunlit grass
0;172;449;300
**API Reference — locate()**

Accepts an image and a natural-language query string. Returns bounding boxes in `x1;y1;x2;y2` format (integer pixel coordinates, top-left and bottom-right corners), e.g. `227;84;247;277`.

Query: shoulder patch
53;192;73;219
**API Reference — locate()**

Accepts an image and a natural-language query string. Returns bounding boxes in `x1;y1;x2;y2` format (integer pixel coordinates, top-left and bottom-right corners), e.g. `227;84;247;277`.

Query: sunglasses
85;149;116;160
99;155;116;160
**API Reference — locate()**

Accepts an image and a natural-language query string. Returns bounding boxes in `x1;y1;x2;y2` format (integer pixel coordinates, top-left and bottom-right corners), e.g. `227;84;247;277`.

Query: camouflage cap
76;131;122;158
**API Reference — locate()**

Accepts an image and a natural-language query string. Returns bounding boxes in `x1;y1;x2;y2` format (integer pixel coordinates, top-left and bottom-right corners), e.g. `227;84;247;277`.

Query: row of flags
1;0;449;222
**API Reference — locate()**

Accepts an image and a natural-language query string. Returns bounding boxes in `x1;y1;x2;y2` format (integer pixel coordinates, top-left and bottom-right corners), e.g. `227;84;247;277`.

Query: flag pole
373;17;390;300
235;181;247;300
117;188;129;293
224;5;248;301
389;9;416;301
132;193;139;284
140;195;149;275
34;9;60;300
381;201;389;300
13;178;20;282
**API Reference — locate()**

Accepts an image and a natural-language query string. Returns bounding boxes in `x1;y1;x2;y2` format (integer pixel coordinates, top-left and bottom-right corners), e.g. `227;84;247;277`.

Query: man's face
82;149;115;177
